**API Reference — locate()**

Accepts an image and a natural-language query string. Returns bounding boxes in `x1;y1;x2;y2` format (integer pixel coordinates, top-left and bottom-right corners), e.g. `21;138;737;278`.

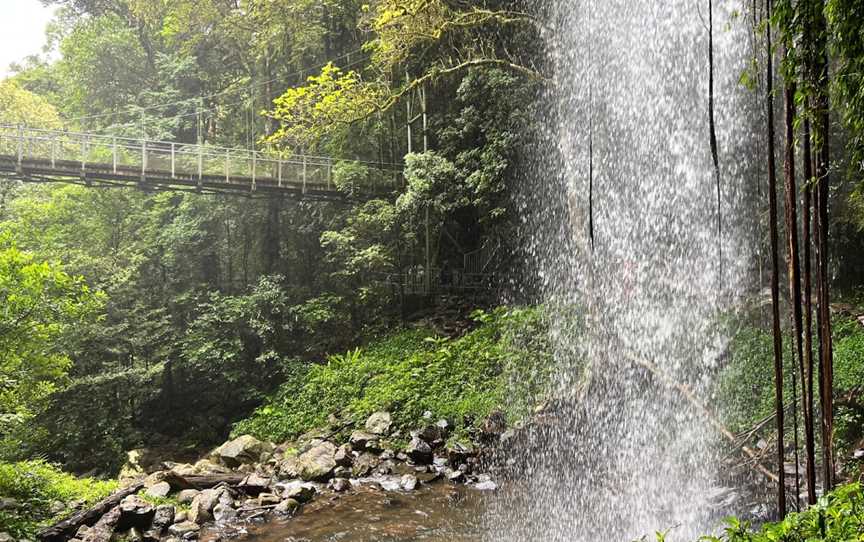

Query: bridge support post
112;138;117;174
225;149;230;184
251;151;256;192
278;159;283;188
197;144;203;189
51;136;56;169
302;157;307;195
16;124;23;174
141;140;147;185
171;143;176;178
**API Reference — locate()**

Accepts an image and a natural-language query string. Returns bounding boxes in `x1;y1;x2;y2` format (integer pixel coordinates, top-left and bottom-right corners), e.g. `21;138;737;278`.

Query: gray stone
274;498;301;515
400;474;418;491
212;435;272;467
414;425;443;443
257;492;281;506
49;500;66;515
188;487;228;524
349;430;380;452
145;481;171;499
446;468;466;483
167;522;200;537
296;441;337;481
481;410;507;436
74;526;91;538
0;498;18;511
193;459;231;474
352;452;380;477
176;489;199;504
213;502;237;522
82;507;120;542
446;442;476;464
239;472;271;494
152;504;175;528
277;481;316;503
365;411;392;435
334;444;353;467
328;478;351;492
0;534;15;542
475;480;498;491
278;456;301;479
406;437;433;464
117;495;155;530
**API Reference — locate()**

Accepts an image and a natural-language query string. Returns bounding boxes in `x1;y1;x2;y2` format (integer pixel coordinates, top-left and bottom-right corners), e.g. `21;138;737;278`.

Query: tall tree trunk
801;114;818;505
812;0;835;490
765;0;787;517
783;68;805;510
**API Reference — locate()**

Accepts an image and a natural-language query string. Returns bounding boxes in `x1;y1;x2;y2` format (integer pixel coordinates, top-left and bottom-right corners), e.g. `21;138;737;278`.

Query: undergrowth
233;306;552;443
0;460;117;537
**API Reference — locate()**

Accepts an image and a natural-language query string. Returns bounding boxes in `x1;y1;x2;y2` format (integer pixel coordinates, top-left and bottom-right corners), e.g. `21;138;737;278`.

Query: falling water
491;1;762;541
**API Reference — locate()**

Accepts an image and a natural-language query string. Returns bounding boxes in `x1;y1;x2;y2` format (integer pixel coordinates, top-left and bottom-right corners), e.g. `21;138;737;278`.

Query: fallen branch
624;353;780;483
37;482;145;542
162;472;245;491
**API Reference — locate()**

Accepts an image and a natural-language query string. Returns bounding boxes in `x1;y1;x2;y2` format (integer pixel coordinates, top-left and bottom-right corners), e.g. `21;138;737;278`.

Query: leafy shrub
0;460;117;537
697;482;864;541
233;306;552;443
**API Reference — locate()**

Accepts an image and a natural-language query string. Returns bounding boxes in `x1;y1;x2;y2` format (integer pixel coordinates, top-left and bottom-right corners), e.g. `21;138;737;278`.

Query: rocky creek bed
35;411;505;542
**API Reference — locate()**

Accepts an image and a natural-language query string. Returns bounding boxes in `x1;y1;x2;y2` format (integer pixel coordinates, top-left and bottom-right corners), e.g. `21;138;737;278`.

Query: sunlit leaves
0;81;62;128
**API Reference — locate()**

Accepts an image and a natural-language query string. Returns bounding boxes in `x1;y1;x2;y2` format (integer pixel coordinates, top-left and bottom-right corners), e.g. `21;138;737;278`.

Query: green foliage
233;306;552;443
697;483;864;542
0;239;103;460
0;460;117;538
0;80;62;128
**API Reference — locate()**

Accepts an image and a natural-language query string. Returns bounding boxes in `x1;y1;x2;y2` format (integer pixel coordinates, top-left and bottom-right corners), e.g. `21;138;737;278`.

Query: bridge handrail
0;124;403;171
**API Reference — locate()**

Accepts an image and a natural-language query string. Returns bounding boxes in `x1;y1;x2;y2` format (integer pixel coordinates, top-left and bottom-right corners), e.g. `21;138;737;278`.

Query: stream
200;484;488;542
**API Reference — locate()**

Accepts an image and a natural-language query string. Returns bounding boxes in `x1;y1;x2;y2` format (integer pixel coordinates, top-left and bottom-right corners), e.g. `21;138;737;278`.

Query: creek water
202;484;487;542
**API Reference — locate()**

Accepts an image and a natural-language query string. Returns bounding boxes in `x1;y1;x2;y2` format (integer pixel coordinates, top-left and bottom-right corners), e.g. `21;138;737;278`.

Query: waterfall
489;1;762;540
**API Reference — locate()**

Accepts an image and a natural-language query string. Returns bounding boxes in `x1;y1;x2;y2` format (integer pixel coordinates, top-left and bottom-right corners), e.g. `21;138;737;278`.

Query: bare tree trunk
783;68;804;510
765;0;787;517
812;0;835;491
801;114;818;505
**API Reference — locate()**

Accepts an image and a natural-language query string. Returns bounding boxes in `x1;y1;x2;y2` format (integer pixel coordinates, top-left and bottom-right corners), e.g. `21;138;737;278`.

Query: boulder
365;412;392;435
176;489;199;504
276;481;316;503
117;495;155;530
446;442;476;465
239;472;271;495
296;441;337;481
118;448;163;482
406;437;433;464
0;534;14;542
400;474;418;491
0;498;18;511
274;498;301;515
193;459;232;474
278;456;301;479
352;452;380;477
349;431;380;452
152;504;176;529
168;522;200;537
414;425;444;444
213;502;237;522
188;487;230;524
334;444;353;468
446;468;466;483
481;410;507;436
81;506;120;542
145;481;171;499
212;435;272;467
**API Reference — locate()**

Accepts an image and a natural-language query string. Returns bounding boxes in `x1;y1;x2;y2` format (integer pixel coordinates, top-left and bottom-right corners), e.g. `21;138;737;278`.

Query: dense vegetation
0;0;862;538
235;307;552;444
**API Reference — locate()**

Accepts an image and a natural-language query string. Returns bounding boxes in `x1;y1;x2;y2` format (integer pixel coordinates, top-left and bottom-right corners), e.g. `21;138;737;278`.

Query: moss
0;460;117;537
233;306;552;444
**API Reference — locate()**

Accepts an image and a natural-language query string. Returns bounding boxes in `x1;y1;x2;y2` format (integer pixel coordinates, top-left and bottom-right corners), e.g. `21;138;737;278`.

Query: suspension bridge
0;124;402;200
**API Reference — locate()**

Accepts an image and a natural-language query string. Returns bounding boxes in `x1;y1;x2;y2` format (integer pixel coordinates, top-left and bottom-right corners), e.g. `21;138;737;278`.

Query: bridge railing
0;124;403;196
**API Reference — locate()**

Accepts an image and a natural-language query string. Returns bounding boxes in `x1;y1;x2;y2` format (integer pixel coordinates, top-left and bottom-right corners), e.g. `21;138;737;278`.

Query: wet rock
415;425;444;444
435;419;451;433
334;444;353;468
152;504;175;529
474;479;497;491
188;487;230;524
352;452;380;477
446;442;476;465
193;459;232;474
213;502;237;522
258;492;281;506
274;498;301;515
212;435;272;468
349;431;381;452
377;459;396;475
297;441;337;481
176;489;199;504
0;498;18;510
239;472;271;495
146;481;171;499
377;476;402;492
396;452;409;462
278;456;301;479
365;411;392;435
75;525;91;538
277;480;316;503
117;495;155;530
406;437;433;464
400;474;418;491
328;478;351;492
82;506;120;542
168;522;200;538
481;410;507;437
333;466;351;478
445;468;466;483
174;511;188;522
379;449;395;461
433;456;448;468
